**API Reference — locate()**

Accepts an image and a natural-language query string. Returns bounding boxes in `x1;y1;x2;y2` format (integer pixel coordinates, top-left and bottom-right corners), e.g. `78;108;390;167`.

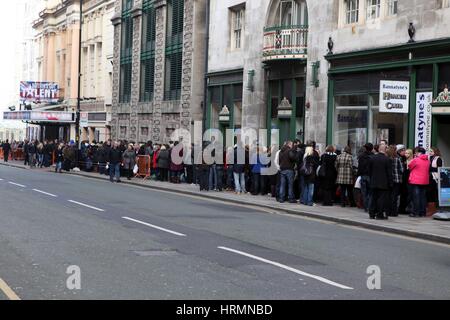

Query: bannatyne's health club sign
20;81;60;103
379;80;410;113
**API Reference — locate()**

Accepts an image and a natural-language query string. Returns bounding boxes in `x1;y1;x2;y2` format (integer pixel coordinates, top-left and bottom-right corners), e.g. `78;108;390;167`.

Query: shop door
436;116;450;163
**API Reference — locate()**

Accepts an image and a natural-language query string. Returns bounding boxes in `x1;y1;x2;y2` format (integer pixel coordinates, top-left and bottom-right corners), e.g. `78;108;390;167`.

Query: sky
0;1;24;127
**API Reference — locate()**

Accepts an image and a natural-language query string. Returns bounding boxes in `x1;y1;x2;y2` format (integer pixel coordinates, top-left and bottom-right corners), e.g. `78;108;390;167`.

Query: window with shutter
119;0;134;103
164;0;184;101
140;0;156;102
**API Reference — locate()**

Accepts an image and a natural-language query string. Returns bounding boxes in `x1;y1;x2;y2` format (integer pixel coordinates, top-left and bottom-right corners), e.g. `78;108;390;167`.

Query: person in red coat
408;147;430;217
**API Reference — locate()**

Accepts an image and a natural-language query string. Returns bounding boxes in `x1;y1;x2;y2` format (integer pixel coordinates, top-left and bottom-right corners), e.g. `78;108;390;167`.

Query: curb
2;161;449;245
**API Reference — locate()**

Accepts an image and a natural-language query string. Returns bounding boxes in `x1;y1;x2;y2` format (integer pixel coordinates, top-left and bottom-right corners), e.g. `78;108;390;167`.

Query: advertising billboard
19;81;60;103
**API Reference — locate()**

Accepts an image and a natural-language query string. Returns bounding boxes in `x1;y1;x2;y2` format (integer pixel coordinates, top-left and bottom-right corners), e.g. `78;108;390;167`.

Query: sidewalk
1;160;450;245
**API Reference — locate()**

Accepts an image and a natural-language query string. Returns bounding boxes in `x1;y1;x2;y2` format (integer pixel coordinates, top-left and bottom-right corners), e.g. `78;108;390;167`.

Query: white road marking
32;189;57;197
0;178;3;181
0;277;20;300
218;246;354;290
68;200;105;212
122;217;187;237
8;182;26;188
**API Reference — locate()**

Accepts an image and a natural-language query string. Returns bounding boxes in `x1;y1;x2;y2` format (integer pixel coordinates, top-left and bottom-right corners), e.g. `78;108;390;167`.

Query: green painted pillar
326;79;334;145
407;69;417;148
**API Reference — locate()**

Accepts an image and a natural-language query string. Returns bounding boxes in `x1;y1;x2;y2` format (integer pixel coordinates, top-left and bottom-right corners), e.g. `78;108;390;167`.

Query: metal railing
263;25;308;61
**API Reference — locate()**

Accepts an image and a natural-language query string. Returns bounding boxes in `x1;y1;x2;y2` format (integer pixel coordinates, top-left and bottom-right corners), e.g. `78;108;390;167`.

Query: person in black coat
368;145;393;220
2;140;11;162
320;145;338;206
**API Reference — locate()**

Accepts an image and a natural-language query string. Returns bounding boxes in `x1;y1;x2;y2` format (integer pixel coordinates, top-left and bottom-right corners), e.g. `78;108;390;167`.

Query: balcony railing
263;25;308;62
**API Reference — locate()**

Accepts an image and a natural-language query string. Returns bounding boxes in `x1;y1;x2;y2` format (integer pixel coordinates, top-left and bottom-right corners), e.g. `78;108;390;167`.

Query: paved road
0;165;449;300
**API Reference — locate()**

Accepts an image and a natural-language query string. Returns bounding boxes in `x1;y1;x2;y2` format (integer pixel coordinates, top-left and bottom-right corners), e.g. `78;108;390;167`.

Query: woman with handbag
300;146;319;206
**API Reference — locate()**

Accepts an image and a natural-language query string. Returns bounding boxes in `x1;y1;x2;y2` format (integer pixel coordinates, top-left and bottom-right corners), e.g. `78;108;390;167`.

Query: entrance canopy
3;111;75;123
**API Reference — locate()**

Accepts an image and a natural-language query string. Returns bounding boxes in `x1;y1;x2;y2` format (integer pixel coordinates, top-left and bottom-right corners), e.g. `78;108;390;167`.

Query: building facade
206;0;450;160
32;0;81;141
324;0;450;161
80;0;115;143
110;0;207;144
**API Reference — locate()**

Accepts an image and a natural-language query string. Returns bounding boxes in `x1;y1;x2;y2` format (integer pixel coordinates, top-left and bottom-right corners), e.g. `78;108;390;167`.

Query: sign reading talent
379;80;410;113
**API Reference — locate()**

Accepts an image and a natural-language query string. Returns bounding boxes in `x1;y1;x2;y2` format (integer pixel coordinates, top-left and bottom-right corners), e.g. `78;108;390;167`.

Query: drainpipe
75;0;83;146
202;0;210;135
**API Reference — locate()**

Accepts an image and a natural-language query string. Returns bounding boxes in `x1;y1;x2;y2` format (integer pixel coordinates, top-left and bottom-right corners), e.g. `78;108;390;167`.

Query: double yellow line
0;278;20;300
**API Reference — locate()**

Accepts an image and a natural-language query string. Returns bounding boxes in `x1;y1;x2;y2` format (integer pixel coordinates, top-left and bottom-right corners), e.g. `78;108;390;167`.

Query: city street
0;165;449;300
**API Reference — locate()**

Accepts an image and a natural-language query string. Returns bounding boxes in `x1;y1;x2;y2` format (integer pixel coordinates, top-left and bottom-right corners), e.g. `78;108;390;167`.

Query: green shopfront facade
325;38;450;158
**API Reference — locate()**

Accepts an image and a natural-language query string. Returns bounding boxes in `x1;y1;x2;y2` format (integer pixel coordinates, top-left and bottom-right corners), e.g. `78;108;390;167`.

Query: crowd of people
1;138;444;220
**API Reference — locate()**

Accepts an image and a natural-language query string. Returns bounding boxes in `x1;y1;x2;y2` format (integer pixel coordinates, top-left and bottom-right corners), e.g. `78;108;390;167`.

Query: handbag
354;176;362;189
133;164;139;174
299;160;313;176
317;163;326;178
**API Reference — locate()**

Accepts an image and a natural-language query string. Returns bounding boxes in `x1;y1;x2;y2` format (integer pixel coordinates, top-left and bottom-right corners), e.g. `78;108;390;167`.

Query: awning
3;111;76;123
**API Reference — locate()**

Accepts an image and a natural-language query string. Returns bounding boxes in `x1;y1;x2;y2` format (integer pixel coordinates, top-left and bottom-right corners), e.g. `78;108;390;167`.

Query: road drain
133;249;179;257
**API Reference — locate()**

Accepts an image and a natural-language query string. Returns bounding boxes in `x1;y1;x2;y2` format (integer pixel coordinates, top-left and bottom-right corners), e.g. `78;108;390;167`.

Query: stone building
206;0;450;158
110;0;207;143
32;0;82;141
79;0;115;143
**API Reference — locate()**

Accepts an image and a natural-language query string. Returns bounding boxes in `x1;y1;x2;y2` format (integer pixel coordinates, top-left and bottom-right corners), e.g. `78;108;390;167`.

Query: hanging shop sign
379;80;410;113
19;81;60;103
80;112;89;128
415;92;433;151
439;168;450;207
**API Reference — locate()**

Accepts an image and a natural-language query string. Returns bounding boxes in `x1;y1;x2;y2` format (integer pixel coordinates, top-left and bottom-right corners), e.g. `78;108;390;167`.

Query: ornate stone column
152;0;168;143
110;0;122;140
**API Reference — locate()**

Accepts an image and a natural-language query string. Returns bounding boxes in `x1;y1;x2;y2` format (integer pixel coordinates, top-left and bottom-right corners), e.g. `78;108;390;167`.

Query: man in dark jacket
107;141;123;183
2;140;11;162
368;145;392;220
357;143;374;212
278;141;297;203
23;139;29;165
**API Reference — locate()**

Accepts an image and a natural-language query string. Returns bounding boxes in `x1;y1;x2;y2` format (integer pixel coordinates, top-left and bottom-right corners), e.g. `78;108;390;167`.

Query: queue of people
1;137;444;221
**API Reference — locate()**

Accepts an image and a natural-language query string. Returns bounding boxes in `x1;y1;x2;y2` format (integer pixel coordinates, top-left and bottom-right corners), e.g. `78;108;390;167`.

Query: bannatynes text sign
379;80;410;113
415;92;433;151
20;81;60;103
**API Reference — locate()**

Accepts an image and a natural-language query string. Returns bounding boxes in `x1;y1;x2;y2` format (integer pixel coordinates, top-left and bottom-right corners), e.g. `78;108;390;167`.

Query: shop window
233;84;243;128
439;63;450;91
334;107;368;155
416;65;433;90
368;94;407;145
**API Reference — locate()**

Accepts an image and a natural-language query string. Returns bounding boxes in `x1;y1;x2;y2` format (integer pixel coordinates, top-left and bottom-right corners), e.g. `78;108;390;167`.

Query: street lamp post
75;0;83;145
